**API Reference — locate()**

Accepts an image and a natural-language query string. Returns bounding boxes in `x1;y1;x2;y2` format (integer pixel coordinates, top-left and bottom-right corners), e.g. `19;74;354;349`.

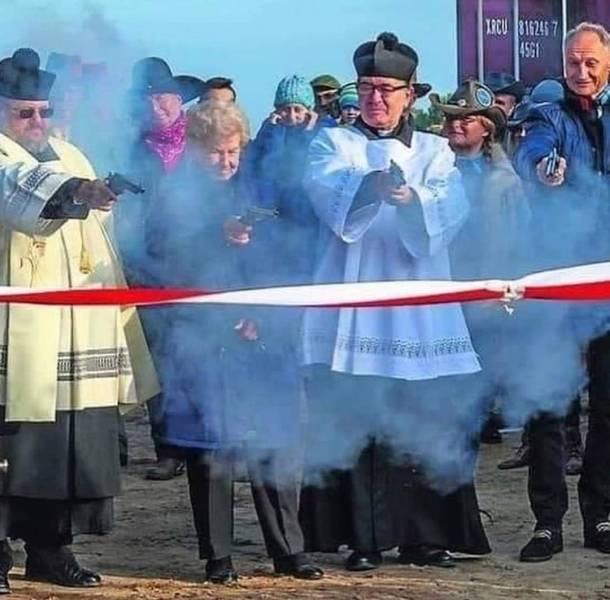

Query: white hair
564;22;610;53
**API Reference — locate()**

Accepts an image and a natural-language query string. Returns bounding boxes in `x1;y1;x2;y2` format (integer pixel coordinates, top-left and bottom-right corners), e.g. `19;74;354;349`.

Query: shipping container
457;0;610;87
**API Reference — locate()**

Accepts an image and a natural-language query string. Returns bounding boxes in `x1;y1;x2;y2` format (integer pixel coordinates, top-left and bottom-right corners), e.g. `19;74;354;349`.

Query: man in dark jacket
513;21;610;561
117;57;204;481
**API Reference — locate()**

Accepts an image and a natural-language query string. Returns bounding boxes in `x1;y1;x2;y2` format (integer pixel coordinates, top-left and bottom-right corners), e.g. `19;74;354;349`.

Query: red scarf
144;112;187;172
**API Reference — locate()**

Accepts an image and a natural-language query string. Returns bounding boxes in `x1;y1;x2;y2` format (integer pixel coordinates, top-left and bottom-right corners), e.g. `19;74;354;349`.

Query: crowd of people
0;19;608;595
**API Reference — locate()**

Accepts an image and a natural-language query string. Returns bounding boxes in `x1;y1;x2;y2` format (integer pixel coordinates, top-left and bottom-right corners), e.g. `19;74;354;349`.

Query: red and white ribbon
1;262;610;307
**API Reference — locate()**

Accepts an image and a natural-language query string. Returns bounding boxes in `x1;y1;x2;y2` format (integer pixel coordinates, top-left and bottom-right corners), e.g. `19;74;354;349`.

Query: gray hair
564;22;610;53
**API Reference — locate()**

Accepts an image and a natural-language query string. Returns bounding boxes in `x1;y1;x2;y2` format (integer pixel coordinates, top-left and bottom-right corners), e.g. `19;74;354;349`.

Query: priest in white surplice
0;49;158;593
299;33;490;571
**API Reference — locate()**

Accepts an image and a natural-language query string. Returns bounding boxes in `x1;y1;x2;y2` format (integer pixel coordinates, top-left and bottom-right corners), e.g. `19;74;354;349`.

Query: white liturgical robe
302;123;481;380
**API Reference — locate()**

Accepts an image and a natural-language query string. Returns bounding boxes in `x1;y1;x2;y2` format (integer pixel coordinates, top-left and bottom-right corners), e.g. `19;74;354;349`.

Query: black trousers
579;331;610;533
528;413;567;531
186;449;304;560
528;331;610;533
522;396;582;447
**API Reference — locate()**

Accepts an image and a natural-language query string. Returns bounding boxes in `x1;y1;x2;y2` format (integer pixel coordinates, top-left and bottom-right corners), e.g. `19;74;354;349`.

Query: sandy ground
6;408;610;600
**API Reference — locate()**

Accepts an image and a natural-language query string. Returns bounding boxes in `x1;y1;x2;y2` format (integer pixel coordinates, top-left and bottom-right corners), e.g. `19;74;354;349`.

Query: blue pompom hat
274;75;315;110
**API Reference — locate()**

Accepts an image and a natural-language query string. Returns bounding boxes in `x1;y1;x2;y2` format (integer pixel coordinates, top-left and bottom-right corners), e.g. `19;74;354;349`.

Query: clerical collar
353;116;414;147
31;144;60;163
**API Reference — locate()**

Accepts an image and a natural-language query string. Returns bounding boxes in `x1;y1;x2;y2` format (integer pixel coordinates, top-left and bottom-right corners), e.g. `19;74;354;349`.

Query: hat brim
130;75;204;103
494;81;526;101
176;75;205;103
431;95;507;134
413;82;431;98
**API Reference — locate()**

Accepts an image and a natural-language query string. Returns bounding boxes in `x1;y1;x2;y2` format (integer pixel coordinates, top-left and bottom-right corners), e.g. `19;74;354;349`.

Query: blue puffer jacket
246;120;321;283
513;97;610;269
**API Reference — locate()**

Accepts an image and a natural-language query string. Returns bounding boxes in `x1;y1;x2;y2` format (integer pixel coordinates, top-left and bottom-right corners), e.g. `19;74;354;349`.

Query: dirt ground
6;408;610;600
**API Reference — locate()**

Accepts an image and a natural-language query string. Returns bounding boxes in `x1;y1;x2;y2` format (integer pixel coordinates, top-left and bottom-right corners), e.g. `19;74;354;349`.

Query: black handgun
105;172;145;196
239;205;280;226
545;148;560;178
389;160;406;187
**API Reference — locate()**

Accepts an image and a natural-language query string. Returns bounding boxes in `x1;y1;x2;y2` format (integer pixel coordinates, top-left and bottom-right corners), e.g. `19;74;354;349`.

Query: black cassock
0;407;120;545
299;368;491;555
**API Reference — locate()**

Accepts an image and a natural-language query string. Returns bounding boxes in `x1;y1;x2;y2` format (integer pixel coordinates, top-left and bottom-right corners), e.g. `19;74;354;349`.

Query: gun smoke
3;0;609;494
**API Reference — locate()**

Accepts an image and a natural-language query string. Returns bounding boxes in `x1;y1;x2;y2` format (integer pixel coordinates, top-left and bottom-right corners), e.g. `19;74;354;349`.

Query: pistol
105;172;145;196
239;205;279;226
389;160;406;187
545;148;560;178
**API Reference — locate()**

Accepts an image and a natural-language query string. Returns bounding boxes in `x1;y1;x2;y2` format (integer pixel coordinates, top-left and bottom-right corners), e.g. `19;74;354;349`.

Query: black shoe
497;444;530;470
565;444;583;476
0;540;12;594
584;522;610;553
519;530;563;562
274;554;324;580
398;546;456;568
205;557;238;584
145;457;185;481
25;546;102;588
480;416;503;445
345;551;382;572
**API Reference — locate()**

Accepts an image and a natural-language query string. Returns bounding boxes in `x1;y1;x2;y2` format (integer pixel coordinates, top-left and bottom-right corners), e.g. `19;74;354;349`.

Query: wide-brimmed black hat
413;82;431;98
354;32;418;82
430;80;507;133
130;57;204;102
0;48;55;101
485;72;526;102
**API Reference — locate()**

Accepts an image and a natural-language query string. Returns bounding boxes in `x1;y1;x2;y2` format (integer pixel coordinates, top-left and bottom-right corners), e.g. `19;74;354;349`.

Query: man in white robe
0;48;158;593
299;33;489;571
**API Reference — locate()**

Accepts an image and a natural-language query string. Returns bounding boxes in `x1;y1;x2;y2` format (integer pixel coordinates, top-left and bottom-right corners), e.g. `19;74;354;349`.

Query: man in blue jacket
514;21;610;561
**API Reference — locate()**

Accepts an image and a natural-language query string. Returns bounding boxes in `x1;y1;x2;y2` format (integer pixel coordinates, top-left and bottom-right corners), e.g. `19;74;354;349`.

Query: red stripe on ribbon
524;281;610;301
0;288;207;306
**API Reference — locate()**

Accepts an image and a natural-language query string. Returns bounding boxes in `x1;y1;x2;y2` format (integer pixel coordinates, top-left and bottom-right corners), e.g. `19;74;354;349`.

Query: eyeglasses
357;82;409;98
11;107;54;119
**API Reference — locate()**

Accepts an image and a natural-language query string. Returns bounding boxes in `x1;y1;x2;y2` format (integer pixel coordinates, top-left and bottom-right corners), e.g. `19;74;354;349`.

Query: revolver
239;205;279;226
545;148;560;178
389;160;407;187
104;172;145;196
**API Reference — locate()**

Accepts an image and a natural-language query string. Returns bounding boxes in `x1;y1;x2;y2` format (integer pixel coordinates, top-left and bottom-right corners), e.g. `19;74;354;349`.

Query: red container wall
457;0;610;88
483;0;515;76
457;0;479;82
517;0;563;83
568;0;610;28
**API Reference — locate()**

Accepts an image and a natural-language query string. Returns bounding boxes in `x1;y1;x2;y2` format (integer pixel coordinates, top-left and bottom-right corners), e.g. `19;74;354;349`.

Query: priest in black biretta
298;32;490;573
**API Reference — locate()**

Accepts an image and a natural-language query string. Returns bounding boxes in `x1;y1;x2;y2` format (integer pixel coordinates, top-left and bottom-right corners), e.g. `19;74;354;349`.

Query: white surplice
302;124;481;380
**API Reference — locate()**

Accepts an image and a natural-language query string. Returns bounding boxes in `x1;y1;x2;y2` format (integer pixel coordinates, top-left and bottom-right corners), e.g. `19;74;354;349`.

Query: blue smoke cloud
1;1;608;494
